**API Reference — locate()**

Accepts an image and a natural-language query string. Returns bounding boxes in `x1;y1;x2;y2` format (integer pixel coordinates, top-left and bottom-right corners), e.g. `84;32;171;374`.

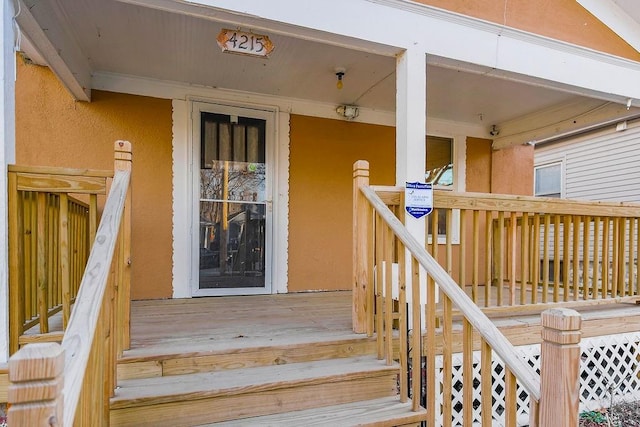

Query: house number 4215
217;29;275;58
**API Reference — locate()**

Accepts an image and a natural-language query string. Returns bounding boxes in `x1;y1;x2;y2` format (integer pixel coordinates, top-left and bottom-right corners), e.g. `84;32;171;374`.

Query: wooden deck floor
127;291;362;358
126;289;640;358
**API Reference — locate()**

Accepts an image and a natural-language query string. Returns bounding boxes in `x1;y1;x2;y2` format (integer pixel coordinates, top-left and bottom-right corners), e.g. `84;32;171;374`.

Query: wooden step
117;335;377;380
110;356;399;426
208;396;427;426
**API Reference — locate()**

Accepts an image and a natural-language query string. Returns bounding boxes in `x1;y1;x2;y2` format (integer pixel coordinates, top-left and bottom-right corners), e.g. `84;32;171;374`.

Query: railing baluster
497;211;505;306
413;256;425;414
563;215;571;301
612;217;620;297
459;209;467;291
583;216;591;300
572;216;580;300
480;338;492;426
505;367;517;427
398;242;408;402
553;214;561;302
509;211;517;306
375;213;384;360
47;196;54;312
484;211;492;307
636;217;640;295
472;210;479;302
532;213;540;304
462;318;473;427
366;204;375;337
602;217;610;298
446;208;453;278
521;212;529;305
384;223;393;366
29;191;36;322
442;294;453;427
60;194;70;328
618;218;626;297
593;217;600;299
37;192;49;334
542;214;550;303
628;218;635;296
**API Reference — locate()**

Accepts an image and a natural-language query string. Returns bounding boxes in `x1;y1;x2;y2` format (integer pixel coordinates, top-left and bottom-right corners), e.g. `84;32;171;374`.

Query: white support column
0;0;16;363
396;47;426;245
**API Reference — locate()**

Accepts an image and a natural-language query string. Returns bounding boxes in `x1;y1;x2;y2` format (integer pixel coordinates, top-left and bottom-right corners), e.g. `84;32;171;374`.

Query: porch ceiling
16;0;639;143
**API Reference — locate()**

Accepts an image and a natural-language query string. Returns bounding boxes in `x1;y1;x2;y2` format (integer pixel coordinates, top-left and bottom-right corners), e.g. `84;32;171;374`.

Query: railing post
7;168;23;355
538;308;581;427
8;343;64;426
114;140;132;353
353;160;370;334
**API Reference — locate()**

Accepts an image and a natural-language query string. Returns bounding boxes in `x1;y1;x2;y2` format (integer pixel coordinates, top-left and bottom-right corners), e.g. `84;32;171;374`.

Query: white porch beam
0;0;16;364
396;48;426;245
492;98;640;149
16;0;91;101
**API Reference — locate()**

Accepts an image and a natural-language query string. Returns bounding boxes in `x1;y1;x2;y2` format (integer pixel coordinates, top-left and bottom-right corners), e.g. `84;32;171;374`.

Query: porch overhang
16;0;91;101
15;0;640;148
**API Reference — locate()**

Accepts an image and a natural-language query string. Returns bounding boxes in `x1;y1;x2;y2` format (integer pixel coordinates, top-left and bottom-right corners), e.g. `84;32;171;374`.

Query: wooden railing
8;165;112;353
7;141;132;426
377;187;640;312
353;160;581;426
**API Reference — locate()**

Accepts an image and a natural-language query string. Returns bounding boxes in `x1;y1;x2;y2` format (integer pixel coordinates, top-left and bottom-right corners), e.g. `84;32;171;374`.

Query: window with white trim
534;162;563;198
426;135;457;241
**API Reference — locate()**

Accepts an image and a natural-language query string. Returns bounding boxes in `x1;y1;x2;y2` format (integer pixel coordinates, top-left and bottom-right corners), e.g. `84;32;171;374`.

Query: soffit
17;0;619;138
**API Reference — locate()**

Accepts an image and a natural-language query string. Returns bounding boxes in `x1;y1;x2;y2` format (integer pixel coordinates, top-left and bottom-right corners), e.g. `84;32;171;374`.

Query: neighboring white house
534;115;640;202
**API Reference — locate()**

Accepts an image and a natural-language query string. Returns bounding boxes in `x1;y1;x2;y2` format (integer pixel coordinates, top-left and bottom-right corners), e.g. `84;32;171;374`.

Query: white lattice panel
432;332;640;426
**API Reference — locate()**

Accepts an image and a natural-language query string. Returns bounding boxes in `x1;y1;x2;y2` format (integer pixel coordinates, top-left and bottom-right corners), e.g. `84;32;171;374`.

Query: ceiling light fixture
336;105;359;120
334;67;346;90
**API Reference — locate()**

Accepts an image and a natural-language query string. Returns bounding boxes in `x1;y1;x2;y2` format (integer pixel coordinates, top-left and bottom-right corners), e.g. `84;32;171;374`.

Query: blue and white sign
405;182;433;219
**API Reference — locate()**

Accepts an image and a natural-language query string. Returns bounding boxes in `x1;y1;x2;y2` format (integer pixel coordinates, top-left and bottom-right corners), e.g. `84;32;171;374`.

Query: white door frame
172;97;289;299
189;101;276;297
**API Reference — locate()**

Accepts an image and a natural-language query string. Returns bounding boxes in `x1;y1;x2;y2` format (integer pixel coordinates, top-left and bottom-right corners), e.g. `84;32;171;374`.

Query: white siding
534;122;640;285
535;120;640;203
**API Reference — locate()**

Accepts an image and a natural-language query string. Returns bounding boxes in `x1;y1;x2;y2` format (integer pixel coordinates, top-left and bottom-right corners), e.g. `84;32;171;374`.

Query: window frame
534;160;564;198
425;133;462;245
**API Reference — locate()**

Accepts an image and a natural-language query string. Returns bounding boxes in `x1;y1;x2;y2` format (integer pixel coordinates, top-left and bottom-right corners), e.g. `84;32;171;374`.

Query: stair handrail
359;183;542;400
7;141;132;426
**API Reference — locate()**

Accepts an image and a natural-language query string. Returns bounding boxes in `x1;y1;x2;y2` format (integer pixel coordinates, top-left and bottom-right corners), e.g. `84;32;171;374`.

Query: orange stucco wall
413;0;640;62
15;58;173;300
288;115;395;291
466;137;493;193
491;144;534;196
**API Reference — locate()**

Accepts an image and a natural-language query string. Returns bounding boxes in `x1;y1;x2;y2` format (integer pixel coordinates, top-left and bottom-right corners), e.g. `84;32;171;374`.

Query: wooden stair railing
7;141;132;426
8;164;113;354
353;160;581;426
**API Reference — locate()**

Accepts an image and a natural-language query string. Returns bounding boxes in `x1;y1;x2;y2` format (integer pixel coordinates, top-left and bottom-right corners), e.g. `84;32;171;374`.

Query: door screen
198;112;266;290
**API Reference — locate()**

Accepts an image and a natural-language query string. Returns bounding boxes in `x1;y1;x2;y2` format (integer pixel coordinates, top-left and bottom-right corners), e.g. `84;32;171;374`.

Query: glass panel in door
199;113;266;290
